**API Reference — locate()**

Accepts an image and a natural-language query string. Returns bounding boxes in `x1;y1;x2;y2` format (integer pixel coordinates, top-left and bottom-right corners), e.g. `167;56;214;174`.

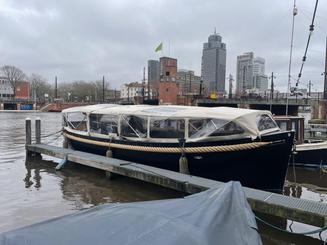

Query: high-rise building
176;69;201;95
254;74;268;91
236;52;268;94
147;60;160;86
253;57;265;75
236;52;254;95
201;31;226;95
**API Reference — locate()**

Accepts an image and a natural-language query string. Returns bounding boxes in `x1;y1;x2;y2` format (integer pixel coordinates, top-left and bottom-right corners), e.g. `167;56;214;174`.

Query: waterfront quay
1;112;327;244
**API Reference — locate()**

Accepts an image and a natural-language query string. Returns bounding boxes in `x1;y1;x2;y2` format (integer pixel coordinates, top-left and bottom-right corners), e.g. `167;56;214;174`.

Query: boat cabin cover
62;104;280;142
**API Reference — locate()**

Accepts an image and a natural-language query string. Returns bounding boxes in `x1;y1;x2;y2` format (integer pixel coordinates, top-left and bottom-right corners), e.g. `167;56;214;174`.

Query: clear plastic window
150;118;185;138
90;114;118;135
189;119;244;138
121;115;147;138
65;112;87;131
257;114;278;131
210;121;244;136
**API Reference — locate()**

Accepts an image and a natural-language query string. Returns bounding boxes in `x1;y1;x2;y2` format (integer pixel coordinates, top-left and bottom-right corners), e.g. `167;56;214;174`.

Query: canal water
0;112;326;244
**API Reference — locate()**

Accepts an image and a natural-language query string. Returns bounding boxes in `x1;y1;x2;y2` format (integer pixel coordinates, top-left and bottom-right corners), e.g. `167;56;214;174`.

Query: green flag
155;42;163;52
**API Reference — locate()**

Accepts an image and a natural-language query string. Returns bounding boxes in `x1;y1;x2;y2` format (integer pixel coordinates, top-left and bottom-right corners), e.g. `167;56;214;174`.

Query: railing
0;97;39;103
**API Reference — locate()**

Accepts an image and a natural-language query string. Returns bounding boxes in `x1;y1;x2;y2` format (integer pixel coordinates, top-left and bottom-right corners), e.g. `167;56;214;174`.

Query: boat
274;116;327;167
62;104;294;191
0;182;262;245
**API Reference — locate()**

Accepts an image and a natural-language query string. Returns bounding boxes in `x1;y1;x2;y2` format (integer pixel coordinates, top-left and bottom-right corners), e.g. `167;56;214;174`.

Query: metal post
35;118;41;144
102;76;105;103
286;0;297;116
142;67;146;103
55;76;58;99
270;72;276;112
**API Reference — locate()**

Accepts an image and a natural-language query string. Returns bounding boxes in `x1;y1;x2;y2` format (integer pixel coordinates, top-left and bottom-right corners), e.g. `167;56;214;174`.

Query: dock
25;118;327;229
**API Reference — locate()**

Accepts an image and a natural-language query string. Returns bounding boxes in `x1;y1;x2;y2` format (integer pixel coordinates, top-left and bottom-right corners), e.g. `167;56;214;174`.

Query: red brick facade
158;81;179;105
160;57;177;77
15;81;30;99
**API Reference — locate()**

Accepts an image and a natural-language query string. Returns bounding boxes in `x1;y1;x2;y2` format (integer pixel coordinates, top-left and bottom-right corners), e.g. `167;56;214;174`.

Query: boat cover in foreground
0;181;262;245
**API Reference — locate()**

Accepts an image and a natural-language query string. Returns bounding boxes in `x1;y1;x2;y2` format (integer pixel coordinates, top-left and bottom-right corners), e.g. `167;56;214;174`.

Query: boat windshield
64;112;87;131
188;119;244;139
256;114;278;131
89;114;118;135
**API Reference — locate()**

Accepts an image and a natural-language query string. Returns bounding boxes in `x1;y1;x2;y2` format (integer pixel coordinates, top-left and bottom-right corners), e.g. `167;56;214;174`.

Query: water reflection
24;157;182;208
285;167;327;203
24;157;43;189
283;185;302;199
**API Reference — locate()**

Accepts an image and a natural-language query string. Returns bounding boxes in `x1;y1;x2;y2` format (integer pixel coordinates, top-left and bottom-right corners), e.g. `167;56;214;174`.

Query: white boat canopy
62;105;280;141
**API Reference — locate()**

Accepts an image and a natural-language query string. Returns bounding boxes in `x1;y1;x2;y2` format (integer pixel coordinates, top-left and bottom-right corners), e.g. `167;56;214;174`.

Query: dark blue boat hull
65;130;294;192
293;147;327;167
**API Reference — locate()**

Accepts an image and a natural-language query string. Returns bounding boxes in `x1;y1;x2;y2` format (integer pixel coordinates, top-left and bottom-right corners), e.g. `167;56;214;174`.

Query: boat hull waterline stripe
64;133;272;154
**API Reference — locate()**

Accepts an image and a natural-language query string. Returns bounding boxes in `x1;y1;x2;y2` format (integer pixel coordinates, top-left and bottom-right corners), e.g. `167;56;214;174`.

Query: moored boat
62;104;294;191
274;116;327;167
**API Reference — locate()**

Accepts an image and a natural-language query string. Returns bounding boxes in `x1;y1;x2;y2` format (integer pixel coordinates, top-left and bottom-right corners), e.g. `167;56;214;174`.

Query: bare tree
93;80;110;102
29;73;52;102
1;65;26;98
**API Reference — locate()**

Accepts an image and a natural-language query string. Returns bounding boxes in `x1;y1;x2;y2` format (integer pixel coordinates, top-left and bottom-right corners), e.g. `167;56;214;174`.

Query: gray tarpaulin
0;181;262;245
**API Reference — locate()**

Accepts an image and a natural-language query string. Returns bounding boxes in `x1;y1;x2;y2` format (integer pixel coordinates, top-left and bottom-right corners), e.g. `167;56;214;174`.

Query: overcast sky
0;0;326;91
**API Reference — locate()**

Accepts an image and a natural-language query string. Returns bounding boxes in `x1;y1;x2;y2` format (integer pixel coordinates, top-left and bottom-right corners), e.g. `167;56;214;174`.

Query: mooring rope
255;215;327;237
64;133;272;154
41;129;63;139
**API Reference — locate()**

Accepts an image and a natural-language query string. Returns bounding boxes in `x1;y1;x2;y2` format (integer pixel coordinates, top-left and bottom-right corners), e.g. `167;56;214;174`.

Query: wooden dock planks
26;143;327;228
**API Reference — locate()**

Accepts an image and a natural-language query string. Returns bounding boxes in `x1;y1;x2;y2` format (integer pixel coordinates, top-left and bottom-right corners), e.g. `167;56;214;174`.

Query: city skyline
0;0;326;92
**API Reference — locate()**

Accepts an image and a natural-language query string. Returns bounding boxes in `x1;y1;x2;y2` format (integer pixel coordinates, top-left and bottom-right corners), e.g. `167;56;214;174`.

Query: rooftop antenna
285;0;297;116
214;27;216;35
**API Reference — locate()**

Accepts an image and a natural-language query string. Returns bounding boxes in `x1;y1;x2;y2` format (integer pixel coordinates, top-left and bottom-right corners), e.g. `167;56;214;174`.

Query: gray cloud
0;0;326;91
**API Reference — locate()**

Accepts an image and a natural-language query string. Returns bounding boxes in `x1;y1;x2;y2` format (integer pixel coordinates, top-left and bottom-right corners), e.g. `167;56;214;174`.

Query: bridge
197;98;311;116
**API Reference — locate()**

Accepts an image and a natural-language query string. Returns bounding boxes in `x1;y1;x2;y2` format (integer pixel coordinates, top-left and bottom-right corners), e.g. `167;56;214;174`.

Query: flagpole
168;40;170;57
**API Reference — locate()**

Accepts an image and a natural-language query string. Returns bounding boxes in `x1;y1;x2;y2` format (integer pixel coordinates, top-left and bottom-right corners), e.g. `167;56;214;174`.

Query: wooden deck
26;143;327;228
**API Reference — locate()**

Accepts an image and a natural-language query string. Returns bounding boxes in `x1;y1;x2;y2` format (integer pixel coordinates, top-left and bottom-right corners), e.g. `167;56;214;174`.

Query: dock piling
25;118;32;157
25;118;31;145
35;118;41;144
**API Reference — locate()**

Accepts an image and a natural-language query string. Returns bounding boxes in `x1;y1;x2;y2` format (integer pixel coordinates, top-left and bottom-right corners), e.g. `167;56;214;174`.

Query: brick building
15;81;30;99
158;81;179;105
158;57;179;105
